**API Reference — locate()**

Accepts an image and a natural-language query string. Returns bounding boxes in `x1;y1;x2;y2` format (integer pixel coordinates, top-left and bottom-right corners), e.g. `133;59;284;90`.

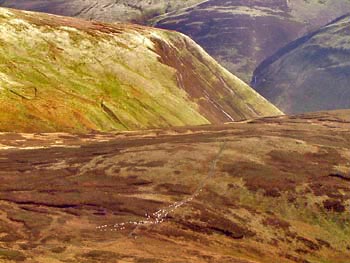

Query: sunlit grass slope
0;8;281;132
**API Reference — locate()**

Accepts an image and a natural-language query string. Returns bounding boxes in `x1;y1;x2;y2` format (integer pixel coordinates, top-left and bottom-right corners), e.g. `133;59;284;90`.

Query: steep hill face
0;110;350;262
0;8;281;133
253;15;350;114
2;1;350;83
155;0;305;83
0;0;204;23
154;0;350;83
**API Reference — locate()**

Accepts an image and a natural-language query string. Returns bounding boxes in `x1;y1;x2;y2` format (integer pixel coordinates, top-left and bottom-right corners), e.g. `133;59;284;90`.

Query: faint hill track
0;110;350;262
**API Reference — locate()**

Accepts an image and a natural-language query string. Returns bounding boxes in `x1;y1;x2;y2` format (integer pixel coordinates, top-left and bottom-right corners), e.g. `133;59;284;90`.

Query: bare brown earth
0;110;350;262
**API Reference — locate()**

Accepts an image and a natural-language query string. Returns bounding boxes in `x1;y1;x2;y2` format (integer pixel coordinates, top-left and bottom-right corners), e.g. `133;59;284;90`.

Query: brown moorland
0;110;349;262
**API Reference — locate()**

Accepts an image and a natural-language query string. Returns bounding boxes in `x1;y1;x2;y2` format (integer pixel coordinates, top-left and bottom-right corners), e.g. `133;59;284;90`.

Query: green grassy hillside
0;8;281;132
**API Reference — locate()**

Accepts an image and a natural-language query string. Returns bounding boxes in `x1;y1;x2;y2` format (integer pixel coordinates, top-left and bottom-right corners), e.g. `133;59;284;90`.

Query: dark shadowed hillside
253;14;350;114
155;0;305;82
155;0;350;82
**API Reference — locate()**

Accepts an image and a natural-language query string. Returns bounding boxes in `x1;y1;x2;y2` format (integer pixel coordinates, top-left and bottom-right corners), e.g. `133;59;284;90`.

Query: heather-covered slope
0;110;350;262
253;15;350;114
155;0;350;83
0;8;281;133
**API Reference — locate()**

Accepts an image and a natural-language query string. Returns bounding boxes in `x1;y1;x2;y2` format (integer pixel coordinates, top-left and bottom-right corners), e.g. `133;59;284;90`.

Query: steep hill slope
0;0;204;23
155;0;350;83
2;1;350;83
0;110;350;262
253;15;350;114
0;8;281;133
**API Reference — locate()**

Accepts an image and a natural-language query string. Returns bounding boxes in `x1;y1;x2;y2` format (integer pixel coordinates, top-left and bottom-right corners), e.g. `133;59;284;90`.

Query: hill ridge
0;7;281;132
252;13;350;113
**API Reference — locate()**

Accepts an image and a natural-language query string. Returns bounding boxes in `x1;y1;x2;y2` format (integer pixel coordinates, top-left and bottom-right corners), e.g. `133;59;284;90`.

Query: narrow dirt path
96;140;227;236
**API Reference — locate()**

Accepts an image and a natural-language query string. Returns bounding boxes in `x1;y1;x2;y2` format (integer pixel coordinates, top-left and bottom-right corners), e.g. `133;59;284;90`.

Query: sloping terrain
155;0;350;83
0;8;281;133
253;15;350;114
2;1;350;83
155;0;305;83
0;0;204;23
0;110;350;262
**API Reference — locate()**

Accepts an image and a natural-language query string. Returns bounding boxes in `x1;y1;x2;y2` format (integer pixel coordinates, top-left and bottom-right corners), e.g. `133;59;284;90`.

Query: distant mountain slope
252;14;350;114
154;0;350;83
0;0;204;23
154;0;305;83
0;8;281;133
2;1;350;83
